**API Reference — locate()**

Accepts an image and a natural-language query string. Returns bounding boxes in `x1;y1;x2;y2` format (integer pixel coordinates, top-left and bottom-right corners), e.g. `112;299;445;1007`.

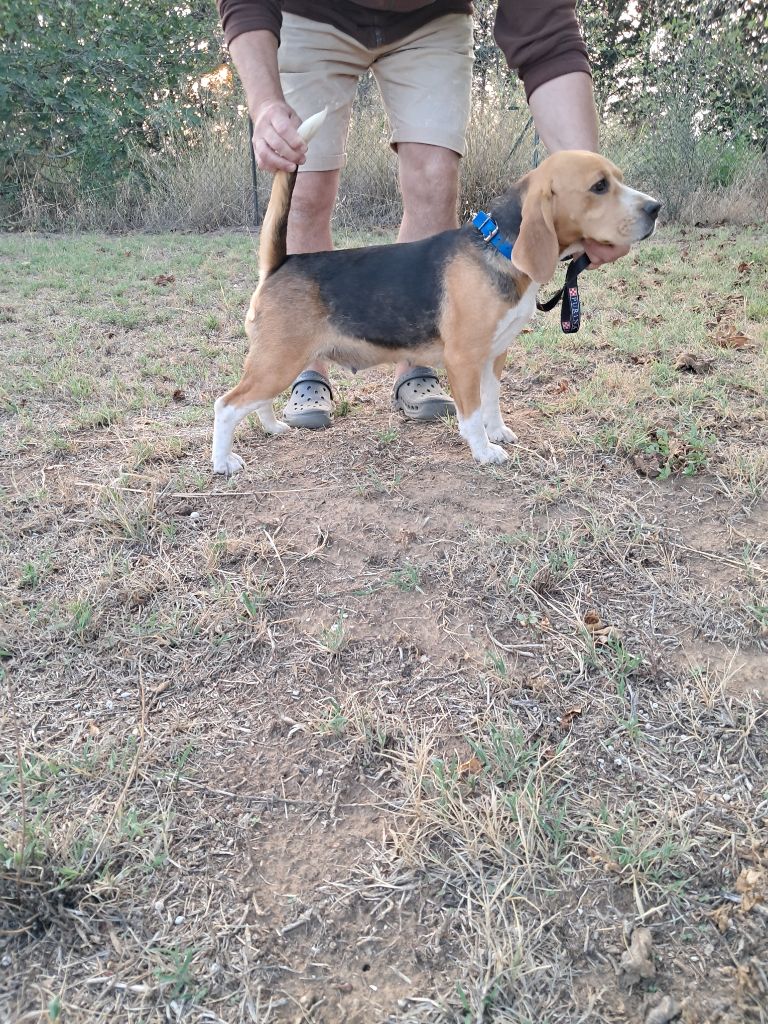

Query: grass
1;225;767;1023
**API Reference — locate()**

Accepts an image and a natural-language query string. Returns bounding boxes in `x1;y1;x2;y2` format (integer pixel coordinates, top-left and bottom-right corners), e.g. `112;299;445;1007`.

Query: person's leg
390;142;461;402
277;15;363;426
285;170;338;405
397;142;461;243
373;14;473;419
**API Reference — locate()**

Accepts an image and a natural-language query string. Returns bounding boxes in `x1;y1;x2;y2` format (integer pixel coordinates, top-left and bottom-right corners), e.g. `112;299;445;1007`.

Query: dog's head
511;151;660;284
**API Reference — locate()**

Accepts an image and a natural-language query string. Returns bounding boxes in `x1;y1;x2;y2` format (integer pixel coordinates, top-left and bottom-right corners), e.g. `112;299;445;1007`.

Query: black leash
535;253;591;333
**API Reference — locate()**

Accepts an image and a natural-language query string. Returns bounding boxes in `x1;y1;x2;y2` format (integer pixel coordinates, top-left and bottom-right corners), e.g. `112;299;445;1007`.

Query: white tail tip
298;108;328;144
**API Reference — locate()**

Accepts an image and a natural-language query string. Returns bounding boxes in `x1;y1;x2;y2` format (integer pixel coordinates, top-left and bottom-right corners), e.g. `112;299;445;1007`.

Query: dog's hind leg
482;350;518;444
212;322;315;476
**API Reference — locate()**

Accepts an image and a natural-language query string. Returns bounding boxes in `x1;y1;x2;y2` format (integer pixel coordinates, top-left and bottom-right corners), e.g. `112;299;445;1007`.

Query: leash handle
536;253;591;333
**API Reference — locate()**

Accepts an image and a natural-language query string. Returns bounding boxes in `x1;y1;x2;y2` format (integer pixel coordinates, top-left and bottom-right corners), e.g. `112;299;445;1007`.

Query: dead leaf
715;330;754;350
632;453;662;479
674;352;713;374
172;388;186;402
584;610;603;632
458;756;483;777
559;706;583;729
711;905;731;933
619;926;656;986
735;865;767;912
737;261;752;274
644;994;681;1024
153;273;175;286
528;673;549;694
583;610;619;644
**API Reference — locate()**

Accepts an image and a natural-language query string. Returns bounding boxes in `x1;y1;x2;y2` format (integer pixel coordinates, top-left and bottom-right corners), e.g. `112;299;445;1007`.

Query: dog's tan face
512;151;661;283
548;151;659;247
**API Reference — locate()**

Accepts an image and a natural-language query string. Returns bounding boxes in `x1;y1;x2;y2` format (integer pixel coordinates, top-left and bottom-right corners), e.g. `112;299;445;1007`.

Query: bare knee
287;170;340;253
398;144;460;236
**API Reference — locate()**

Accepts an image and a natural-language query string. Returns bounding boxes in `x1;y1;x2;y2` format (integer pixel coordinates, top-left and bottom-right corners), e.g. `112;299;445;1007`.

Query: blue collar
470;211;514;260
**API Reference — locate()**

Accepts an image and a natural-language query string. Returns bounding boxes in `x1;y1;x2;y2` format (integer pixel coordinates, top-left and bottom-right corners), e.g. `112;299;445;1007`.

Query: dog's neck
487;183;525;247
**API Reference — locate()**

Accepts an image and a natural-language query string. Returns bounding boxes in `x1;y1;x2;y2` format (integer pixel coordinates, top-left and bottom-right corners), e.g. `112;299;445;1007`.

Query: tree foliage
471;0;767;143
0;0;765;223
580;0;768;143
0;1;222;191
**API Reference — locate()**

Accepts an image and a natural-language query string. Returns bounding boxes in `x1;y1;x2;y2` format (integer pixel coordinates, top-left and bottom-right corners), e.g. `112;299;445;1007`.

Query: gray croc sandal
392;366;456;421
283;370;334;429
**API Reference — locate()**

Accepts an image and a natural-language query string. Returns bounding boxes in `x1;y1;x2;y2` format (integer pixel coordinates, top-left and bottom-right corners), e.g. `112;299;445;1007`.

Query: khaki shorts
278;12;474;172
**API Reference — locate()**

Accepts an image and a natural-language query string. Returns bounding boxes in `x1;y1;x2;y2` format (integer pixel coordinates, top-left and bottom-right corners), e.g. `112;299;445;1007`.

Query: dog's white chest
490;283;538;357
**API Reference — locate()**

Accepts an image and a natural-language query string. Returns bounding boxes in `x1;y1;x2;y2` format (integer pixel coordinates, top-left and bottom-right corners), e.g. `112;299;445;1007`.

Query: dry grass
6;80;767;233
1;225;767;1022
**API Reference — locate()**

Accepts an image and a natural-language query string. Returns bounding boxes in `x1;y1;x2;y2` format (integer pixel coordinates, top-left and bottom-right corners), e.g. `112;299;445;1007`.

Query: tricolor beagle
212;110;660;474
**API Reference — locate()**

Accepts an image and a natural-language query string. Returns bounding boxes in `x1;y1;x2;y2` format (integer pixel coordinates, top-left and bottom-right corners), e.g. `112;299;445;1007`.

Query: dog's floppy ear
512;183;559;284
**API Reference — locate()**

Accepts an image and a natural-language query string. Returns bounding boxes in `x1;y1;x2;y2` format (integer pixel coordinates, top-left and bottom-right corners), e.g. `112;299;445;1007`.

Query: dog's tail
258;108;328;283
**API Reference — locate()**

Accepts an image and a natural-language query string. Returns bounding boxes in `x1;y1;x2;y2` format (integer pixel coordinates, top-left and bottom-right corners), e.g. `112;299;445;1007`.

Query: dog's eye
590;178;609;195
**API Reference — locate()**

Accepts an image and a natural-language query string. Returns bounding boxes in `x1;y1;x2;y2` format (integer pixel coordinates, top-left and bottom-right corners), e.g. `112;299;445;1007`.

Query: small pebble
175;915;185;925
190;511;200;520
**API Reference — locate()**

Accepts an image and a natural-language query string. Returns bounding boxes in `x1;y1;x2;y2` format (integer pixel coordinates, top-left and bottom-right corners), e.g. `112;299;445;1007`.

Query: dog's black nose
644;200;662;220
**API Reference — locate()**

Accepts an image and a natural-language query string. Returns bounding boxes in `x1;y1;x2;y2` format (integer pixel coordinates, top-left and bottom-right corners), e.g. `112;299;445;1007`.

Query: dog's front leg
445;356;508;465
482;351;518;444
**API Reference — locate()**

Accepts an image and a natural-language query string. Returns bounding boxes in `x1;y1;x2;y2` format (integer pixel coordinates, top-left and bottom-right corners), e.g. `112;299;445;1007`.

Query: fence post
247;115;259;225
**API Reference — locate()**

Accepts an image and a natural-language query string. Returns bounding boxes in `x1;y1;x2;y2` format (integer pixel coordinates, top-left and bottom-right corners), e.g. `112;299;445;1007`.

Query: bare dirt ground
1;227;767;1023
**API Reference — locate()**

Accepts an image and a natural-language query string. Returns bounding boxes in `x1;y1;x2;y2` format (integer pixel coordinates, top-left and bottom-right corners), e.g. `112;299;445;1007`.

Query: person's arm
527;71;598;153
229;31;307;172
495;1;628;266
216;1;306;172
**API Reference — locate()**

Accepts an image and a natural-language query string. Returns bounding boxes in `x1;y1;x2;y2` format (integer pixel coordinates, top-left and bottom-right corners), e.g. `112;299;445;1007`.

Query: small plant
76;406;121;430
635;421;715;478
388;565;422;592
69;599;94;637
604;636;643;698
155;946;198;1001
319;699;349;736
67;376;94;400
484;647;507;678
357;467;403;496
19;560;43;588
376;426;399;445
318;610;347;654
240;589;266;618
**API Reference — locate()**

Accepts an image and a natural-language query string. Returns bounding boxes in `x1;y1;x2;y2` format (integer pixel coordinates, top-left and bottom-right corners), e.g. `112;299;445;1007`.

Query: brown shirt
216;0;591;99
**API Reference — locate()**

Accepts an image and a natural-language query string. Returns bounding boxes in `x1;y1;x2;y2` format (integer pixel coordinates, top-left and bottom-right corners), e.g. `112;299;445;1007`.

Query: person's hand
251;100;307;173
582;238;631;268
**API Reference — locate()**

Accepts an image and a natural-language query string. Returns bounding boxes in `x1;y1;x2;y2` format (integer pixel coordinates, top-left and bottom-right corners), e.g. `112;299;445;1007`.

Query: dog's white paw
486;424;518;444
213;452;245;476
266;420;291;436
475;443;509;465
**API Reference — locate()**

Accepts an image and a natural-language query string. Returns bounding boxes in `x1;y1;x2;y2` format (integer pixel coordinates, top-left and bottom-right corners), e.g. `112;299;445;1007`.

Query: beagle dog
212;110;660;474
